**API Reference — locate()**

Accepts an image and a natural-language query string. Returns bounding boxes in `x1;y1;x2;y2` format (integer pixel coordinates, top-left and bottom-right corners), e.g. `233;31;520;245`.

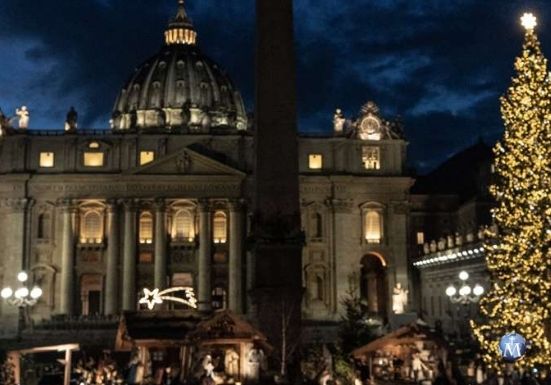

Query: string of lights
470;13;551;369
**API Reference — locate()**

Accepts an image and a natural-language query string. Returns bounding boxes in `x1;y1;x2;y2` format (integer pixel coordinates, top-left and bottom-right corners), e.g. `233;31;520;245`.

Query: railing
35;314;120;330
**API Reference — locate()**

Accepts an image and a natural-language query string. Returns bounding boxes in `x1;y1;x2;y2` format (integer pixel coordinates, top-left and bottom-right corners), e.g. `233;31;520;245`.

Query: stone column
154;199;168;290
104;201;119;315
59;199;76;316
0;198;29;337
197;200;212;312
122;200;138;311
228;201;244;313
245;250;256;315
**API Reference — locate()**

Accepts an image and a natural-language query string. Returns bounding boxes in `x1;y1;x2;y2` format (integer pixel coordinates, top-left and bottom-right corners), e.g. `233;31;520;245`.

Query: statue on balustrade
0;108;10;133
333;108;346;133
65;106;78;131
15;106;29;129
437;238;446;251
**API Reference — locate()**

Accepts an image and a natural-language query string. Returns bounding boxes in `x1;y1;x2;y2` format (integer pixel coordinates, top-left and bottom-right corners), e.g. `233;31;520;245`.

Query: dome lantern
112;0;248;133
164;0;197;46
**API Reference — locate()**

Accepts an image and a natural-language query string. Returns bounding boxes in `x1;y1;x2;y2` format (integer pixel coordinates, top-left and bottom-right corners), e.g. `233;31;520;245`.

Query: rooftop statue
333;108;346;134
15;106;29;129
0;108;11;133
65;107;78;131
65;106;78;131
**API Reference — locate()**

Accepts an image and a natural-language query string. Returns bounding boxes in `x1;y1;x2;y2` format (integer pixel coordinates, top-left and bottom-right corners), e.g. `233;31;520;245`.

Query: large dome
112;1;247;132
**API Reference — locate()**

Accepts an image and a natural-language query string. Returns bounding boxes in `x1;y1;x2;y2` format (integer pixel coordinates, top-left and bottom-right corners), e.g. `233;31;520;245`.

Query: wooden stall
352;323;449;383
115;309;271;384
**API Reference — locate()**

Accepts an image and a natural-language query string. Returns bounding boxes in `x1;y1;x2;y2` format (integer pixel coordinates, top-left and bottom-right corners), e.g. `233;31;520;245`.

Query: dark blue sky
0;0;550;172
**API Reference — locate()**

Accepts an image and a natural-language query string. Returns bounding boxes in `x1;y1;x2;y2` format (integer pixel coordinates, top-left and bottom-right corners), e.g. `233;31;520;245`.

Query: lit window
84;152;104;167
140;151;155;166
172;210;194;241
362;146;380;170
308;154;323;170
80;211;103;244
88;142;100;149
417;232;425;245
39;152;55;168
139;212;153;244
213;211;227;243
364;210;382;243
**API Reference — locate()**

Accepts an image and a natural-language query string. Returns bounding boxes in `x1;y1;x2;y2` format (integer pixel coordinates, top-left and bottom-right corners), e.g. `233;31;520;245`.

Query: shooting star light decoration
139;287;198;310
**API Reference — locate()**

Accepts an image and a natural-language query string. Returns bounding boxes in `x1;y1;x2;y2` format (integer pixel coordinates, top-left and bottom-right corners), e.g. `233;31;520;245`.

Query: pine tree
471;13;551;369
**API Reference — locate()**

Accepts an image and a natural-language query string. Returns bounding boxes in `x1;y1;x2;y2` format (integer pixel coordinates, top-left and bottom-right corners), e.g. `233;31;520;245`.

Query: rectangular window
308;154;323;170
416;231;425;245
139;251;153;264
362;146;380;170
83;152;104;167
39;152;55;168
140;151;155;166
139;213;154;244
213;211;227;244
172;273;193;287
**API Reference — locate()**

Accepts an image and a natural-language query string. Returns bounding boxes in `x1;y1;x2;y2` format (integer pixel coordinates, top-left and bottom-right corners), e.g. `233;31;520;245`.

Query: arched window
140;212;153;244
37;213;51;240
310;212;323;238
213;211;227;244
81;211;103;243
173;210;195;241
364;210;382;244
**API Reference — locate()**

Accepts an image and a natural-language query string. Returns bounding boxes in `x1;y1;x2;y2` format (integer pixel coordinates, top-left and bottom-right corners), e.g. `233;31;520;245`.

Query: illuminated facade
0;1;412;340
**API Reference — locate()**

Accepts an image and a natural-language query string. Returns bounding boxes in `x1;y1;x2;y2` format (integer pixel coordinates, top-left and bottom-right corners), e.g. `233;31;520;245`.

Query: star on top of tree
521;12;537;31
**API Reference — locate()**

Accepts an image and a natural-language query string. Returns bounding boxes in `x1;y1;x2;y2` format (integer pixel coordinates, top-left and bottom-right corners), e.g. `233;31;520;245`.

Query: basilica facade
0;1;412;340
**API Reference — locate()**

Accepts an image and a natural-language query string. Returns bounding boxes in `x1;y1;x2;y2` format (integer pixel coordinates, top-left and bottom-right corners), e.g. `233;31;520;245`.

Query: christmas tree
471;13;551;369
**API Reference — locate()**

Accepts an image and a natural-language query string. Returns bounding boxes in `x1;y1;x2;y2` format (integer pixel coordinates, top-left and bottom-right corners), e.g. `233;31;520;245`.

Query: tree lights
471;12;551;369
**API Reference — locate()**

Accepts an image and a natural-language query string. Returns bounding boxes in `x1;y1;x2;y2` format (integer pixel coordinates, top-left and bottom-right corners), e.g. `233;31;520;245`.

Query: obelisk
252;0;303;369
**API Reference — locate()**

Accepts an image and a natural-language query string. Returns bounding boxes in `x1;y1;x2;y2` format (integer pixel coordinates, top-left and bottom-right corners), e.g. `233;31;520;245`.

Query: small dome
112;1;247;132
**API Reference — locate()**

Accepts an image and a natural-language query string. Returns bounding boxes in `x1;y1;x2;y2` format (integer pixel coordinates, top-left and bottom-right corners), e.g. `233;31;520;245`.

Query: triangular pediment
128;147;246;177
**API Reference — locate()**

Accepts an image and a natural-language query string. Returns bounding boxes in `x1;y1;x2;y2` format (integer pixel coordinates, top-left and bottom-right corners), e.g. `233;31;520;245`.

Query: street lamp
1;271;42;307
445;271;484;304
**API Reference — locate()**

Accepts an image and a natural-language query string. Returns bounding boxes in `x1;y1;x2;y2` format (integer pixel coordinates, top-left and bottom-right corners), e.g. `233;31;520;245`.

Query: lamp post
445;271;484;304
1;271;42;333
445;270;484;340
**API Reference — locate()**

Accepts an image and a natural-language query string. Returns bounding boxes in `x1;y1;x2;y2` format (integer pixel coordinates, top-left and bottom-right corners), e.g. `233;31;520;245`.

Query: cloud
1;0;551;172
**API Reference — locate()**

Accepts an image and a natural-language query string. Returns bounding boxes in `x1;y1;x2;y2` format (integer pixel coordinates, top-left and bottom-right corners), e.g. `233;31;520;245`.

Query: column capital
228;199;246;213
197;199;211;212
56;198;78;213
119;198;139;212
0;198;31;212
105;199;119;213
326;198;353;213
153;198;167;212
